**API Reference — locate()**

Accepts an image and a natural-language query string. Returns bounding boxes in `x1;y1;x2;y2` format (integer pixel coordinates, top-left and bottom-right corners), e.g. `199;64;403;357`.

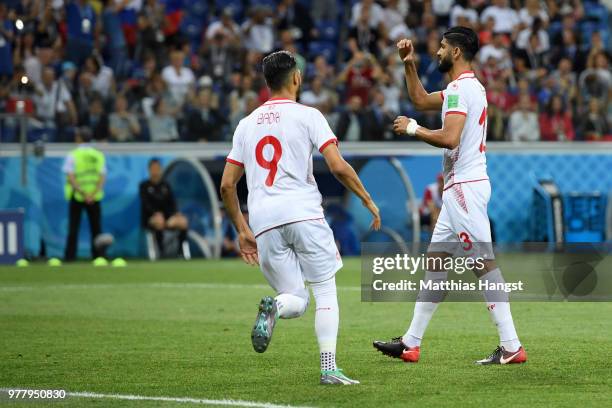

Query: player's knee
276;292;308;319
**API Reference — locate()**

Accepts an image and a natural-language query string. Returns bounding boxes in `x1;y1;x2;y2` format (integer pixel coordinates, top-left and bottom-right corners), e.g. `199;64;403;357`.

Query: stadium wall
1;143;611;258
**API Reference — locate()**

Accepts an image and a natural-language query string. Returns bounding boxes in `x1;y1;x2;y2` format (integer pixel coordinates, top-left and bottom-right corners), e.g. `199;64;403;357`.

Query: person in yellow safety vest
63;131;107;261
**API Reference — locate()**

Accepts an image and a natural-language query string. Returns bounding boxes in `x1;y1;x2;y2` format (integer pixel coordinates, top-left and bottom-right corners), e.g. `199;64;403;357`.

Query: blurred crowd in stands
0;0;610;143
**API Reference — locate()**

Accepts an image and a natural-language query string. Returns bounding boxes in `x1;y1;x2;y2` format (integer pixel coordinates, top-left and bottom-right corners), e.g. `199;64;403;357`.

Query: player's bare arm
397;39;443;111
321;143;381;231
220;162;259;266
393;113;466;149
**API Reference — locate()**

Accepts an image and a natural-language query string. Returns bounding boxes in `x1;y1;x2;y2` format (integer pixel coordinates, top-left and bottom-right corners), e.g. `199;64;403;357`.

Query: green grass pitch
1;258;611;407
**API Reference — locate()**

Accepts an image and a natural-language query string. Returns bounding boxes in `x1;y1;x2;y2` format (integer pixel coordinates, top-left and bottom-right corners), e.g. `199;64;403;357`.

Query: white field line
0;282;362;292
0;389;313;408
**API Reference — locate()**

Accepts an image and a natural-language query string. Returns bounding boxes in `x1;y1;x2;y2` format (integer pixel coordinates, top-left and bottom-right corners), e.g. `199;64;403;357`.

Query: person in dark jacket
336;95;383;141
184;87;227;141
139;158;189;257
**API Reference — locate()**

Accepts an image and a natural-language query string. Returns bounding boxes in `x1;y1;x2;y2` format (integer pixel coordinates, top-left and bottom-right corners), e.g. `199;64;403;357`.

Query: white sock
480;268;521;351
311;277;338;371
403;271;447;348
275;293;308;319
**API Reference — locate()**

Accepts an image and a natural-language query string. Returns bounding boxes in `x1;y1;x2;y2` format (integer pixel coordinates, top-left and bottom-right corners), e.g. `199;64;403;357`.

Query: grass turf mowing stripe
0;389;314;408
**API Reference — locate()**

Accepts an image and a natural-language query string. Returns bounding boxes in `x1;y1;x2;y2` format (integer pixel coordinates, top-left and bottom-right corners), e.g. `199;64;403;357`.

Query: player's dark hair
262;51;297;91
443;26;479;62
149;157;161;168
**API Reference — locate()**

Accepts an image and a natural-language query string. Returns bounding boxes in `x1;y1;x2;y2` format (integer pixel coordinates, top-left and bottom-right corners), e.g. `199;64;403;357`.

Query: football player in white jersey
373;27;527;365
220;51;381;384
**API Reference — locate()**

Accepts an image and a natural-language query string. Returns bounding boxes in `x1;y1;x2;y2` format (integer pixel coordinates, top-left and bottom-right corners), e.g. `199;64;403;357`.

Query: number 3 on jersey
255;135;282;186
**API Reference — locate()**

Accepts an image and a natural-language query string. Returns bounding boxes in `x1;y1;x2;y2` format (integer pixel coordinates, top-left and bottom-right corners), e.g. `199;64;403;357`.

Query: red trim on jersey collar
456;71;475;80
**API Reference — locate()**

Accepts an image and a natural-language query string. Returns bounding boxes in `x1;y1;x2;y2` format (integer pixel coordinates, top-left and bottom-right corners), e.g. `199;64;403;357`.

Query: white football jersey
226;98;338;236
440;71;489;190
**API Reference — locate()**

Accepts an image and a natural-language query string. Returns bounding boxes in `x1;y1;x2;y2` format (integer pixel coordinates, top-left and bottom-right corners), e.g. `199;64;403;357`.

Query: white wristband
406;118;419;136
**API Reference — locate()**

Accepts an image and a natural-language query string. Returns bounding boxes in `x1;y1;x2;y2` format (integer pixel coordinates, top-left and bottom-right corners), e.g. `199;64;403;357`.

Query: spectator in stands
60;61;78;97
520;33;549;70
63;130;106;262
200;22;241;86
143;73;180;119
205;8;241;46
420;173;444;232
480;0;520;34
78;94;109;142
184;86;227;142
242;6;274;54
348;6;382;57
579;98;610;141
300;76;333;111
450;0;478;28
487;79;514;141
539;95;575;141
109;94;141;142
65;0;97;66
148;98;179;142
134;2;165;63
547;0;584;21
37;1;62;49
139;158;189;258
479;32;512;71
519;0;549;27
578;52;611;111
550;58;577;107
336;95;382;141
382;0;409;35
161;47;195;108
516;17;550;54
379;71;401;117
276;0;314;49
477;15;495;46
337;51;381;105
22;37;55;87
550;29;586;73
74;71;96;121
508;94;540;142
229;74;258;131
414;13;439;48
351;0;385;29
431;0;454;26
312;55;335;88
369;87;395;139
101;0;129;79
278;30;306;73
84;56;115;100
33;66;77;131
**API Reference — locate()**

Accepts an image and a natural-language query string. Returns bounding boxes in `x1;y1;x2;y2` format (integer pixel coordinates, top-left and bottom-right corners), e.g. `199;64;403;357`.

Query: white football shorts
429;180;494;259
256;218;343;299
